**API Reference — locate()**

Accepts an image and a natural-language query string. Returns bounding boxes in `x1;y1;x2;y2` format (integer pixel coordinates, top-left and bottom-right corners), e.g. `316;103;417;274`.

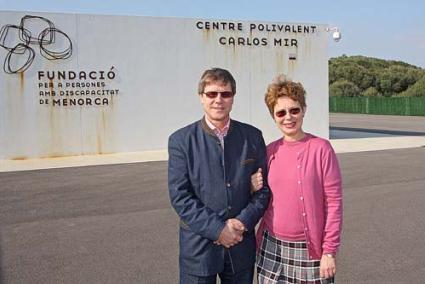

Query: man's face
199;81;234;126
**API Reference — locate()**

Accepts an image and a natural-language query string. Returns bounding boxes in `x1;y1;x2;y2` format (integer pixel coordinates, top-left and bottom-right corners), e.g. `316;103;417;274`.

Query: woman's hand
320;254;336;279
250;168;263;193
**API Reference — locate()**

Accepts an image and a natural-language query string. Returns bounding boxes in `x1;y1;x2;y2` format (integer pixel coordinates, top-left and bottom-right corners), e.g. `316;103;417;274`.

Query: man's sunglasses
203;91;234;99
275;107;302;118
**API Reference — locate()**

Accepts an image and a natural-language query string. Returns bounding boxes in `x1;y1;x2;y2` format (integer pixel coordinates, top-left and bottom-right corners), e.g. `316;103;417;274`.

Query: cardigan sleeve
168;132;225;241
321;141;343;255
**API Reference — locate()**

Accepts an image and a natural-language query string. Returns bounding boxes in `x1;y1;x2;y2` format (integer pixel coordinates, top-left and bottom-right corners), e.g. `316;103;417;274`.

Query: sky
1;0;424;68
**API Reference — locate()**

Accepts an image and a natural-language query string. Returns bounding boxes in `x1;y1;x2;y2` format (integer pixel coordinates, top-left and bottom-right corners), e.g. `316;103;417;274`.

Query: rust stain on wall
19;72;24;94
275;51;285;73
231;42;237;56
11;156;28;160
49;78;54;94
48;90;62;158
94;106;116;155
287;58;297;78
287;47;299;78
101;109;107;131
108;94;114;106
96;131;103;154
96;110;107;154
202;29;211;41
42;153;81;159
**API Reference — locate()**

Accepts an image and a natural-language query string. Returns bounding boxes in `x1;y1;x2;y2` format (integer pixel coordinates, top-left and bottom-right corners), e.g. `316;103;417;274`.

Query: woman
252;75;343;284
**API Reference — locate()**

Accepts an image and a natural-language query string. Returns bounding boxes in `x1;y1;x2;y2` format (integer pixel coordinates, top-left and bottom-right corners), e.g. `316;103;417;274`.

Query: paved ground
1;147;425;283
330;113;425;135
0;162;176;284
1;113;425;283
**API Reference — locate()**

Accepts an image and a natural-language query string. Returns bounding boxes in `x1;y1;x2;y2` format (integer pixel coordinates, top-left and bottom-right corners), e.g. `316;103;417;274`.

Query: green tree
405;68;423;85
358;69;375;91
377;66;414;96
399;76;425;97
330;80;361;97
378;72;393;96
363;87;381;97
329;55;424;97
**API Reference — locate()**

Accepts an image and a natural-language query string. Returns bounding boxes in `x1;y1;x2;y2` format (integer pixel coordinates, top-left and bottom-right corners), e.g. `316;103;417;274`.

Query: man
168;67;270;283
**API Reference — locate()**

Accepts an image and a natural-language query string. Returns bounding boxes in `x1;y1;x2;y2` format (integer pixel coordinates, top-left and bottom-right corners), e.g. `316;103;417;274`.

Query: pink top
257;133;343;260
265;136;308;241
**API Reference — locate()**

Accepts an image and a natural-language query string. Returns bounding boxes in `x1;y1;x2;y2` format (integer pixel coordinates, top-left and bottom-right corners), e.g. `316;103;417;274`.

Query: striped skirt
257;231;335;284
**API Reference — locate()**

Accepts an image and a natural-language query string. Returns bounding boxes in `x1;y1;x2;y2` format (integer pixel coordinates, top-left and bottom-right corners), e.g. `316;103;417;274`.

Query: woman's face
273;96;305;140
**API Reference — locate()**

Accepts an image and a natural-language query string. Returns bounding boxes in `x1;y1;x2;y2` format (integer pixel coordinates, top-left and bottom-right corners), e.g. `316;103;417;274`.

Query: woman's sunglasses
275;107;302;118
203;91;234;99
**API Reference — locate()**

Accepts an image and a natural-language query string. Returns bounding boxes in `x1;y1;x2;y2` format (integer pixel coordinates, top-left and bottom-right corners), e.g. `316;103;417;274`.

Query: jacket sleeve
168;133;225;241
235;132;271;231
321;141;343;255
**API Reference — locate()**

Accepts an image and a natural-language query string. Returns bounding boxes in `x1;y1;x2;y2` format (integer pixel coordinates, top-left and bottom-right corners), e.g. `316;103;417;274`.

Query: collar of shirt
204;117;230;138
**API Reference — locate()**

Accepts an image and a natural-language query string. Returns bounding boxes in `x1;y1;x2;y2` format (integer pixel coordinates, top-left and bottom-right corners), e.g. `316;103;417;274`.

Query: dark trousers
180;251;254;284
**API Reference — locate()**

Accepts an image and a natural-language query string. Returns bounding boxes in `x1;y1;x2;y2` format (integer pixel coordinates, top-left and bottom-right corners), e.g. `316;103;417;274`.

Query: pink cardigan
257;134;343;259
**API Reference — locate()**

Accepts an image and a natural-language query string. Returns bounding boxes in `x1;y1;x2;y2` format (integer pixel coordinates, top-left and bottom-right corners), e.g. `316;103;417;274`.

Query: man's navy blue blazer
168;118;271;276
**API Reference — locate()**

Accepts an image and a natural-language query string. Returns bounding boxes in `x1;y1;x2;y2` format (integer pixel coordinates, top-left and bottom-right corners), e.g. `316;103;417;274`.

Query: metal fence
329;97;425;116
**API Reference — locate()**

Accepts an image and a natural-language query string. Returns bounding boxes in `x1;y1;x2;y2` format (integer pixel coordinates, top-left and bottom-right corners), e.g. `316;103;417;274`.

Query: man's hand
250;168;263;193
226;218;246;233
215;219;245;248
320;254;336;279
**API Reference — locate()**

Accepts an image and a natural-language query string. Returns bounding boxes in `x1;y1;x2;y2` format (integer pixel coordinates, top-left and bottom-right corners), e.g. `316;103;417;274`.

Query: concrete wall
0;11;329;160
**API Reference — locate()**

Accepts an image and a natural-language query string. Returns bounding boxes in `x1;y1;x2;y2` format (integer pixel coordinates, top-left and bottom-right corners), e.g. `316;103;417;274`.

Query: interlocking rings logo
0;15;73;74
